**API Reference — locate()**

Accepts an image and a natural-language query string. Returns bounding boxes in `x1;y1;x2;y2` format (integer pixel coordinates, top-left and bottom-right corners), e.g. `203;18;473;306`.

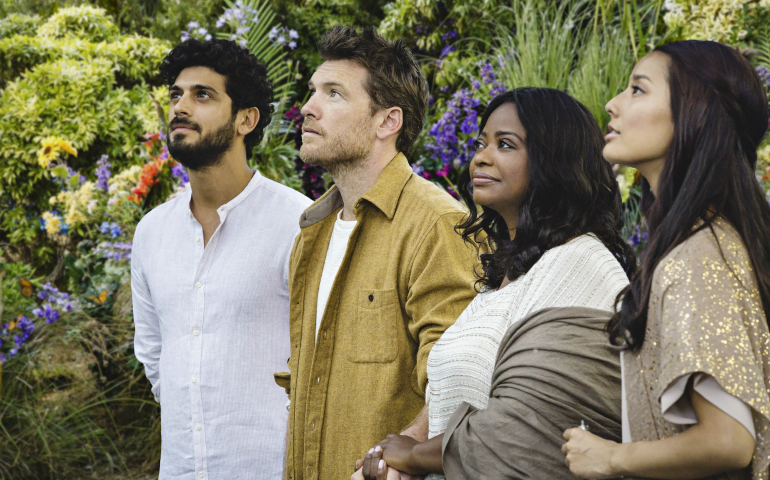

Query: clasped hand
351;434;424;480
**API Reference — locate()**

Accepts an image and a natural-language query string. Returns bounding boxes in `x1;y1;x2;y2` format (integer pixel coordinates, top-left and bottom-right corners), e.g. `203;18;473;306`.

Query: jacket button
368;294;374;302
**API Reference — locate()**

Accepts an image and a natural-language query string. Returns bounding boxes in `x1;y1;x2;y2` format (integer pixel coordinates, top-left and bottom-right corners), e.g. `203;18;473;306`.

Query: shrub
35;5;119;42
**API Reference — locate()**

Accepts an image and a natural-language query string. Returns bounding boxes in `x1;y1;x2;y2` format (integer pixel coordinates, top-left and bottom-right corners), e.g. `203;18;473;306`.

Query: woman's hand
377;434;420;473
561;427;622;479
354;449;425;480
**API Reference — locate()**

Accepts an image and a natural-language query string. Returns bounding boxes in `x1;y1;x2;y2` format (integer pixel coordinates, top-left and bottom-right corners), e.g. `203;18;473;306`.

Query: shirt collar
298;153;413;228
185;169;262;218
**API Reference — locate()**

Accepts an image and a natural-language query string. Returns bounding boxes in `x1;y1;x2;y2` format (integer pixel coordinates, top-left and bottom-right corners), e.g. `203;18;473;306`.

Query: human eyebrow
631;74;652;83
191;84;219;95
495;130;525;144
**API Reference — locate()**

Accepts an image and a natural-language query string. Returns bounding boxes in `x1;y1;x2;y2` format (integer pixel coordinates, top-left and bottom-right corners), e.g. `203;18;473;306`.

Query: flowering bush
663;0;770;43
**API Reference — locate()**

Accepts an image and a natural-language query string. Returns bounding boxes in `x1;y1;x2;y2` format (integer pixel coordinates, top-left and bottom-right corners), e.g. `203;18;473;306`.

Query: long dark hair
457;87;636;290
607;41;770;350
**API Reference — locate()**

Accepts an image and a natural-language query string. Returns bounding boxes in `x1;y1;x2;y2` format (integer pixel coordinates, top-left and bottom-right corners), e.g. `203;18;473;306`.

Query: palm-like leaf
755;23;770;68
216;0;295;114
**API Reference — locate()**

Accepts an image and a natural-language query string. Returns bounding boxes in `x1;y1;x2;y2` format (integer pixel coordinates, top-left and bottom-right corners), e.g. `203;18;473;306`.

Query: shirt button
191;377;197;383
311;422;315;429
195;282;202;289
196;424;202;431
316;377;320;383
368;294;374;302
198;472;204;478
323;332;327;339
193;329;200;336
195;236;201;242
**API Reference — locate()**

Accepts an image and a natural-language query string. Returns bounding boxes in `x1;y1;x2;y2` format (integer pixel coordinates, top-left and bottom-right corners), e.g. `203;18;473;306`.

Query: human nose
301;94;319;119
471;143;493;168
605;92;620;119
172;91;193;118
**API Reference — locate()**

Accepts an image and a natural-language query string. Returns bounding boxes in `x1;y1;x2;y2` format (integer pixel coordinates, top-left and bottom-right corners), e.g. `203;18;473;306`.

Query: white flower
239;39;247;47
205;34;212;41
197;27;208;36
188;21;200;29
269;26;279;40
289;29;299;39
216;17;226;28
276;35;286;45
289;41;297;49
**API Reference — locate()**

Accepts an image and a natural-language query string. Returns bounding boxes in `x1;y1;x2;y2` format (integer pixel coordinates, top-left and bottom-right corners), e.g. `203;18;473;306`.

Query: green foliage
570;27;635;130
0;7;171;256
36;5;119;41
379;0;515;52
0;12;40;36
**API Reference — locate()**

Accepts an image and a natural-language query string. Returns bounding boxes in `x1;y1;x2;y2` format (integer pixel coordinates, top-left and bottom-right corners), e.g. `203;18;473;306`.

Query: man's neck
331;147;398;221
188;154;254;213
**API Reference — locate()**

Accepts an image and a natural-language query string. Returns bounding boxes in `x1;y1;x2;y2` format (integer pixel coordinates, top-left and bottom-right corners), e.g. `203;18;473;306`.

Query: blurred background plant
0;0;768;477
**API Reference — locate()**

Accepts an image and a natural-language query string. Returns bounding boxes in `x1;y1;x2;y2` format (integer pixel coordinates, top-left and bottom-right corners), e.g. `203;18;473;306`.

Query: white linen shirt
131;170;311;480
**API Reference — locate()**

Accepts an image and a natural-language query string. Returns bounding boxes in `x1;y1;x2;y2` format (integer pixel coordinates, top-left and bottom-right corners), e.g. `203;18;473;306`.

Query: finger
363;448;375;479
563;428;575;440
356;459;363;470
561;442;568;455
351;467;364;480
376;459;387;480
367;447;384;479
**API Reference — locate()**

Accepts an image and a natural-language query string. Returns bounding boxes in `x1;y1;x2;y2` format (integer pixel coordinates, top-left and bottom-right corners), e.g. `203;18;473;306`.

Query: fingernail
374;446;382;452
368;448;374;454
379;459;385;469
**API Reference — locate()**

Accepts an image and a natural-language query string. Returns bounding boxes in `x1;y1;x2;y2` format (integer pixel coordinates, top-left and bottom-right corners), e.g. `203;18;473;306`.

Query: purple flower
440;45;456;59
441;31;458;42
171;163;189;184
96;155;111;190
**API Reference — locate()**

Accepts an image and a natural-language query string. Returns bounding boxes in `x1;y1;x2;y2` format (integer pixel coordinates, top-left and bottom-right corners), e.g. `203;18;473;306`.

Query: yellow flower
37;136;77;168
41;211;63;236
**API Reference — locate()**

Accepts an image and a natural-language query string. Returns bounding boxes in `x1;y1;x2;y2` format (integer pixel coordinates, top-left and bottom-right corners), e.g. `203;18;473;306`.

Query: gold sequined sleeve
652;225;770;422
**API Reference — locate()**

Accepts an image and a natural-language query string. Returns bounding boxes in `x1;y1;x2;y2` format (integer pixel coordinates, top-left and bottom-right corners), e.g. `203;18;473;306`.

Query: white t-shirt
316;210;357;338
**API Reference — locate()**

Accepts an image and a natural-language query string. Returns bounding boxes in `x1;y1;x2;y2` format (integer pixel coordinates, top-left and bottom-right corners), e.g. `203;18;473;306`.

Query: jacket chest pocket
347;288;400;363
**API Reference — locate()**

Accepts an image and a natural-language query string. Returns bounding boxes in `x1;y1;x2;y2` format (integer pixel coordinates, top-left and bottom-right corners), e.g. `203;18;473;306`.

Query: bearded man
275;27;478;480
131;39;311;480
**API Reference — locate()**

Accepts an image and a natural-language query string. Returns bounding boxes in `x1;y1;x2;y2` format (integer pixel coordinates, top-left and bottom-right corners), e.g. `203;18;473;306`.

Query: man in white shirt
131;39;311;480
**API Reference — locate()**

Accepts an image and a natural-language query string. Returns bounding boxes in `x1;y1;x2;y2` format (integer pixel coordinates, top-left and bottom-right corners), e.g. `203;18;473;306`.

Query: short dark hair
160;39;273;157
318;26;428;157
457;88;637;290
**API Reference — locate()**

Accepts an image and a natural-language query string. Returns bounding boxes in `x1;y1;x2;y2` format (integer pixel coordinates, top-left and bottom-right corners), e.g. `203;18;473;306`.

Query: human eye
197;91;211;98
330;90;341;98
472;139;485;151
499;139;514;149
308;88;316;96
631;85;644;95
170;91;181;100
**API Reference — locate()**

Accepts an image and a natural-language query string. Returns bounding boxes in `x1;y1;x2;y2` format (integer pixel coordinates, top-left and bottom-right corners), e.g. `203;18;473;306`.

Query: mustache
169;117;201;132
302;121;324;135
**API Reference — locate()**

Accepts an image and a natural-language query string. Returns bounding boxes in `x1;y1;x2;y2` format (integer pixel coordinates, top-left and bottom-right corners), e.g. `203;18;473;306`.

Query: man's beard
299;119;373;175
168;115;236;171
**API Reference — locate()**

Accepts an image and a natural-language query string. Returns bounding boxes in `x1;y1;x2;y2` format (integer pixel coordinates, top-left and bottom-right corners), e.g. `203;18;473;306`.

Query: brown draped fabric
441;307;623;479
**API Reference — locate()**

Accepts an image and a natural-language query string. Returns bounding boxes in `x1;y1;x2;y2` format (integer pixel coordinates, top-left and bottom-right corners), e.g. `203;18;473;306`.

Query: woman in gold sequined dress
561;40;770;479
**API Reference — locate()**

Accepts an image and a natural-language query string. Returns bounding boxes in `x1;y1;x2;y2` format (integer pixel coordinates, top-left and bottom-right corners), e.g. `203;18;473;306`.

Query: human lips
605;124;620;141
302;126;321;137
471;171;500;186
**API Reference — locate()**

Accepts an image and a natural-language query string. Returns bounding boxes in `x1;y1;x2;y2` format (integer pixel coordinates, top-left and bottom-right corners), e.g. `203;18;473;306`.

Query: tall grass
492;0;665;131
0;299;160;479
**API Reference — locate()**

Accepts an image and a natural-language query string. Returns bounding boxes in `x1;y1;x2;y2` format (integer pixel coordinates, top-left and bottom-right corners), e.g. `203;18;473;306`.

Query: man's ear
376;107;403;142
237;107;260;136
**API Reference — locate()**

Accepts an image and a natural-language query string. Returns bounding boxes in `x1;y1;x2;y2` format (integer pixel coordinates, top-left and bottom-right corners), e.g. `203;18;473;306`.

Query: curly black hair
457;88;637;291
159;39;273;157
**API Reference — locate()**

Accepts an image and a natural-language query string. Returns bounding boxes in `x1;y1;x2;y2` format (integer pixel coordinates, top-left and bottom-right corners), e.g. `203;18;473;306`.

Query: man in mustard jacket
274;26;479;480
